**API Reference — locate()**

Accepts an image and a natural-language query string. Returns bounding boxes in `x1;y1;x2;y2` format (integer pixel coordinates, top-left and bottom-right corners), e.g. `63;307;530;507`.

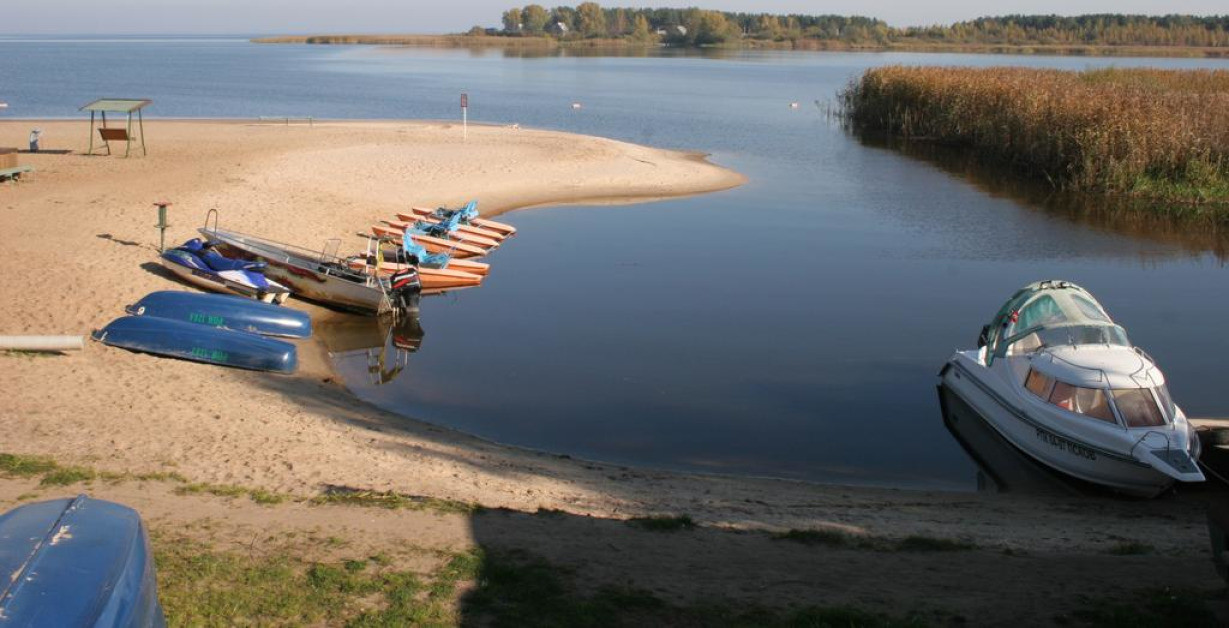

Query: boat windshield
1007;324;1129;356
1023;367;1170;427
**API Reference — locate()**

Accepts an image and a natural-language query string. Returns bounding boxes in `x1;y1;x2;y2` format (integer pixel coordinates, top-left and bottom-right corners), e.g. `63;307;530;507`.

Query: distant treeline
494;5;1229;48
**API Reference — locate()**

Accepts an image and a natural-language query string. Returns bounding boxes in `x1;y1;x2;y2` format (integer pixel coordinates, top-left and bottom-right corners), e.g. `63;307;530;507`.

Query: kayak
369;224;490;259
381;219;502;249
344;259;483;291
126;290;312;339
393;212;508;242
406;203;517;237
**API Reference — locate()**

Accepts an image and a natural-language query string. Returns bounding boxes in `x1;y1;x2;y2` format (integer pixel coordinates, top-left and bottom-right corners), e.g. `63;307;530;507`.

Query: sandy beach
1;119;1225;623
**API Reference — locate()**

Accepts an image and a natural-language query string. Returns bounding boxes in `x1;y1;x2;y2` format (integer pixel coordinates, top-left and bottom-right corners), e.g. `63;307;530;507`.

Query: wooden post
139;109;146;155
88;111;95;155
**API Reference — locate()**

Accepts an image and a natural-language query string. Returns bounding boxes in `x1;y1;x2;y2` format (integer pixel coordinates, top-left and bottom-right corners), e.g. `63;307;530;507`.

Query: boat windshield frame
202;228;386;288
995;322;1131;360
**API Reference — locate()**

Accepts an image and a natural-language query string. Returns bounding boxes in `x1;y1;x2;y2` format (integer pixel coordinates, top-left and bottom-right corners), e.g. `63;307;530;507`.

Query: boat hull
382;219;502;249
345;259;483;290
369;225;490;259
0;496;165;627
407;206;517;236
127;290;312;339
204;228;414;315
93;315;298;373
941;354;1175;497
393;213;507;241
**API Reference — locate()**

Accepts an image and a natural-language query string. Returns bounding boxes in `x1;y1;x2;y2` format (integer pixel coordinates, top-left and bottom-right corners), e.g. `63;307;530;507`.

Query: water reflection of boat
939;383;1089;496
940;280;1204;497
317;312;424;386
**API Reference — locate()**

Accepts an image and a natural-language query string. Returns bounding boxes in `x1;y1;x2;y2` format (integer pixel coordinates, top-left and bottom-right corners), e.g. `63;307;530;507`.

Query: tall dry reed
842;66;1229;206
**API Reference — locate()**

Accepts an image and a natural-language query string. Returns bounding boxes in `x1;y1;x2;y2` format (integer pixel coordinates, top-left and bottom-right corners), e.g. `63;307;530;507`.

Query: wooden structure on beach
81;98;151;157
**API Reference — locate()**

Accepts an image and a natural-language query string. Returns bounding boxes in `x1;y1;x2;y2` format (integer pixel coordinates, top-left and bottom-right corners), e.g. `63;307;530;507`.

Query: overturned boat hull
0;496;165;627
127;290;312;339
94;315;298;373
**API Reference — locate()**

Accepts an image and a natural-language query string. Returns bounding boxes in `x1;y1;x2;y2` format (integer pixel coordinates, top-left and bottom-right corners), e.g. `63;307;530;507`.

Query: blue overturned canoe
127;290;312;339
93;315;297;373
0;495;166;627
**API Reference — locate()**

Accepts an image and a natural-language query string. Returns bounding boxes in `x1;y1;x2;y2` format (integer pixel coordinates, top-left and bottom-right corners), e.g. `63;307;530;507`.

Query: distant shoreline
252;33;1229;58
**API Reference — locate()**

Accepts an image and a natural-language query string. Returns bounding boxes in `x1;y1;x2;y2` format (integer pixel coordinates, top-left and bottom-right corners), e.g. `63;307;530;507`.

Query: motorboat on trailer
203;227;421;315
940;280;1204;497
161;238;292;304
402;201;517;237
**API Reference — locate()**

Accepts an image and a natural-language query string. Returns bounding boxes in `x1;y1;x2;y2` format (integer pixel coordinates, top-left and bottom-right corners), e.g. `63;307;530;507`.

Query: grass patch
772;529;976;552
627;514;697;532
463;548;925;627
895;535;977;552
772;528;855;547
0;453;58;477
1065;587;1220;627
311;485;478;515
39;466;98;486
1106;541;1154;556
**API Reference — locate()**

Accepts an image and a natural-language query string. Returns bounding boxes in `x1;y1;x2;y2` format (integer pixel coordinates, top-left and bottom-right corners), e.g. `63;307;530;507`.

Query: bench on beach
259;116;314;127
0;165;33;182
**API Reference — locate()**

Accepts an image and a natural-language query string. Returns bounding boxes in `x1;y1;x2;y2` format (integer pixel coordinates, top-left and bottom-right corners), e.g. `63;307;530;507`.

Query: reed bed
841;66;1229;210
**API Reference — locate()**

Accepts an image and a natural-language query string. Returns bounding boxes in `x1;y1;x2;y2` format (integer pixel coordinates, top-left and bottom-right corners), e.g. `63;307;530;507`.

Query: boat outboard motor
389;266;421;313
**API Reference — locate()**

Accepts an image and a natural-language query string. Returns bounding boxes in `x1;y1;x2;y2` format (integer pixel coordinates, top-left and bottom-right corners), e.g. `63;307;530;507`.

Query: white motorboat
940;280;1204;497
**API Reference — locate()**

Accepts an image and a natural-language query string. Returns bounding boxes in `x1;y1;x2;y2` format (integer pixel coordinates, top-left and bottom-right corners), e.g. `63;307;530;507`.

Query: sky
2;1;1226;35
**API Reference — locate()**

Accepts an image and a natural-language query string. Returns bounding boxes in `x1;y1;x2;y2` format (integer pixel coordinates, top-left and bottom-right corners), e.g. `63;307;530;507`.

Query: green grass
463;548;927;628
626;514;697;532
0;453;58;477
39;466;98;486
1064;587;1221;627
772;528;977;552
1106;541;1155;556
311;486;478;515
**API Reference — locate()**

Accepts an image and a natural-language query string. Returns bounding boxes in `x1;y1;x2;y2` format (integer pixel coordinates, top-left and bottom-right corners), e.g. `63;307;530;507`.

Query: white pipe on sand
0;336;85;352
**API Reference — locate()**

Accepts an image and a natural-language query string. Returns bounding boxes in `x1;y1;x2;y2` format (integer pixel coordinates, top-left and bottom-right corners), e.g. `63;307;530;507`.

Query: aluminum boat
939;280;1204;497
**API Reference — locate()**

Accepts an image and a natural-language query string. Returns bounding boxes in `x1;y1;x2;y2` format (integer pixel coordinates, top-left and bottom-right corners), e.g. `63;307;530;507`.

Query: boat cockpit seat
201;249;267;273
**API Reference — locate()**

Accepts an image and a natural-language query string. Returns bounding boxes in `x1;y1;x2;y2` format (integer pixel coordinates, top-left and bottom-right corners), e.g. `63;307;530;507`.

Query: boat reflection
938;383;1093;496
317;312;424;386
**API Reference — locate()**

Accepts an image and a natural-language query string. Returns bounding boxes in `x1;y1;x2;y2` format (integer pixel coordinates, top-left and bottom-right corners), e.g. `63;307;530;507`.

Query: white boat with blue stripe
940;280;1203;497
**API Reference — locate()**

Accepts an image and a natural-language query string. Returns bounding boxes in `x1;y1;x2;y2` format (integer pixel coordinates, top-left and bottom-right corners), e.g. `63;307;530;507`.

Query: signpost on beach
461;92;468;141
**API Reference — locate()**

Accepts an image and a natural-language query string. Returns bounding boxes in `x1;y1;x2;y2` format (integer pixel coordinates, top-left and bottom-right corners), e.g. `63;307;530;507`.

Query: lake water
6;37;1227;490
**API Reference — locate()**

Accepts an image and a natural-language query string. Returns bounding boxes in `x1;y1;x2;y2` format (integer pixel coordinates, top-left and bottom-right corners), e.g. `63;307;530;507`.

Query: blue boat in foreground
0;495;166;627
127;290;312;339
93;315;298;373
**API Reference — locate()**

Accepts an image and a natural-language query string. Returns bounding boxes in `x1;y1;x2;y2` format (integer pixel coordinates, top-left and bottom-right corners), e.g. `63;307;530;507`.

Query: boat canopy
985;280;1130;364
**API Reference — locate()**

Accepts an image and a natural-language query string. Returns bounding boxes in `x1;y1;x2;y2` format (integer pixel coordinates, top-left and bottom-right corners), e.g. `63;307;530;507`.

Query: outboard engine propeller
389;267;422;313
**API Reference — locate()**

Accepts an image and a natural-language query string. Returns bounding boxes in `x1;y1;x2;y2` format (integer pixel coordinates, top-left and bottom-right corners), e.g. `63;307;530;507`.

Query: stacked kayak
94;291;306;373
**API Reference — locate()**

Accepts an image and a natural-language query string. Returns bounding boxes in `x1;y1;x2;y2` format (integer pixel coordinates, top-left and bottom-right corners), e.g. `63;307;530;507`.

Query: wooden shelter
81;98;151;157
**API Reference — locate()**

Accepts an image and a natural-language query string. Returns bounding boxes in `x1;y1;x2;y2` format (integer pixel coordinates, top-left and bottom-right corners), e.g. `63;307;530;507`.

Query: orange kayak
394;212;508;242
381;219;501;249
369;225;490;259
345;259;483;290
407;206;517;237
371;249;490;276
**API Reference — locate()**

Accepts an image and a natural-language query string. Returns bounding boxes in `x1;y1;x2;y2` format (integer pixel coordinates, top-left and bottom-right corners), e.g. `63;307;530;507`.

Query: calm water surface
6;38;1227;489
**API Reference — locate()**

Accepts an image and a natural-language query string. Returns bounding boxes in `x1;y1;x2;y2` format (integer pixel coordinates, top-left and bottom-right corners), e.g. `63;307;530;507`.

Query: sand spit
0;119;1221;574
